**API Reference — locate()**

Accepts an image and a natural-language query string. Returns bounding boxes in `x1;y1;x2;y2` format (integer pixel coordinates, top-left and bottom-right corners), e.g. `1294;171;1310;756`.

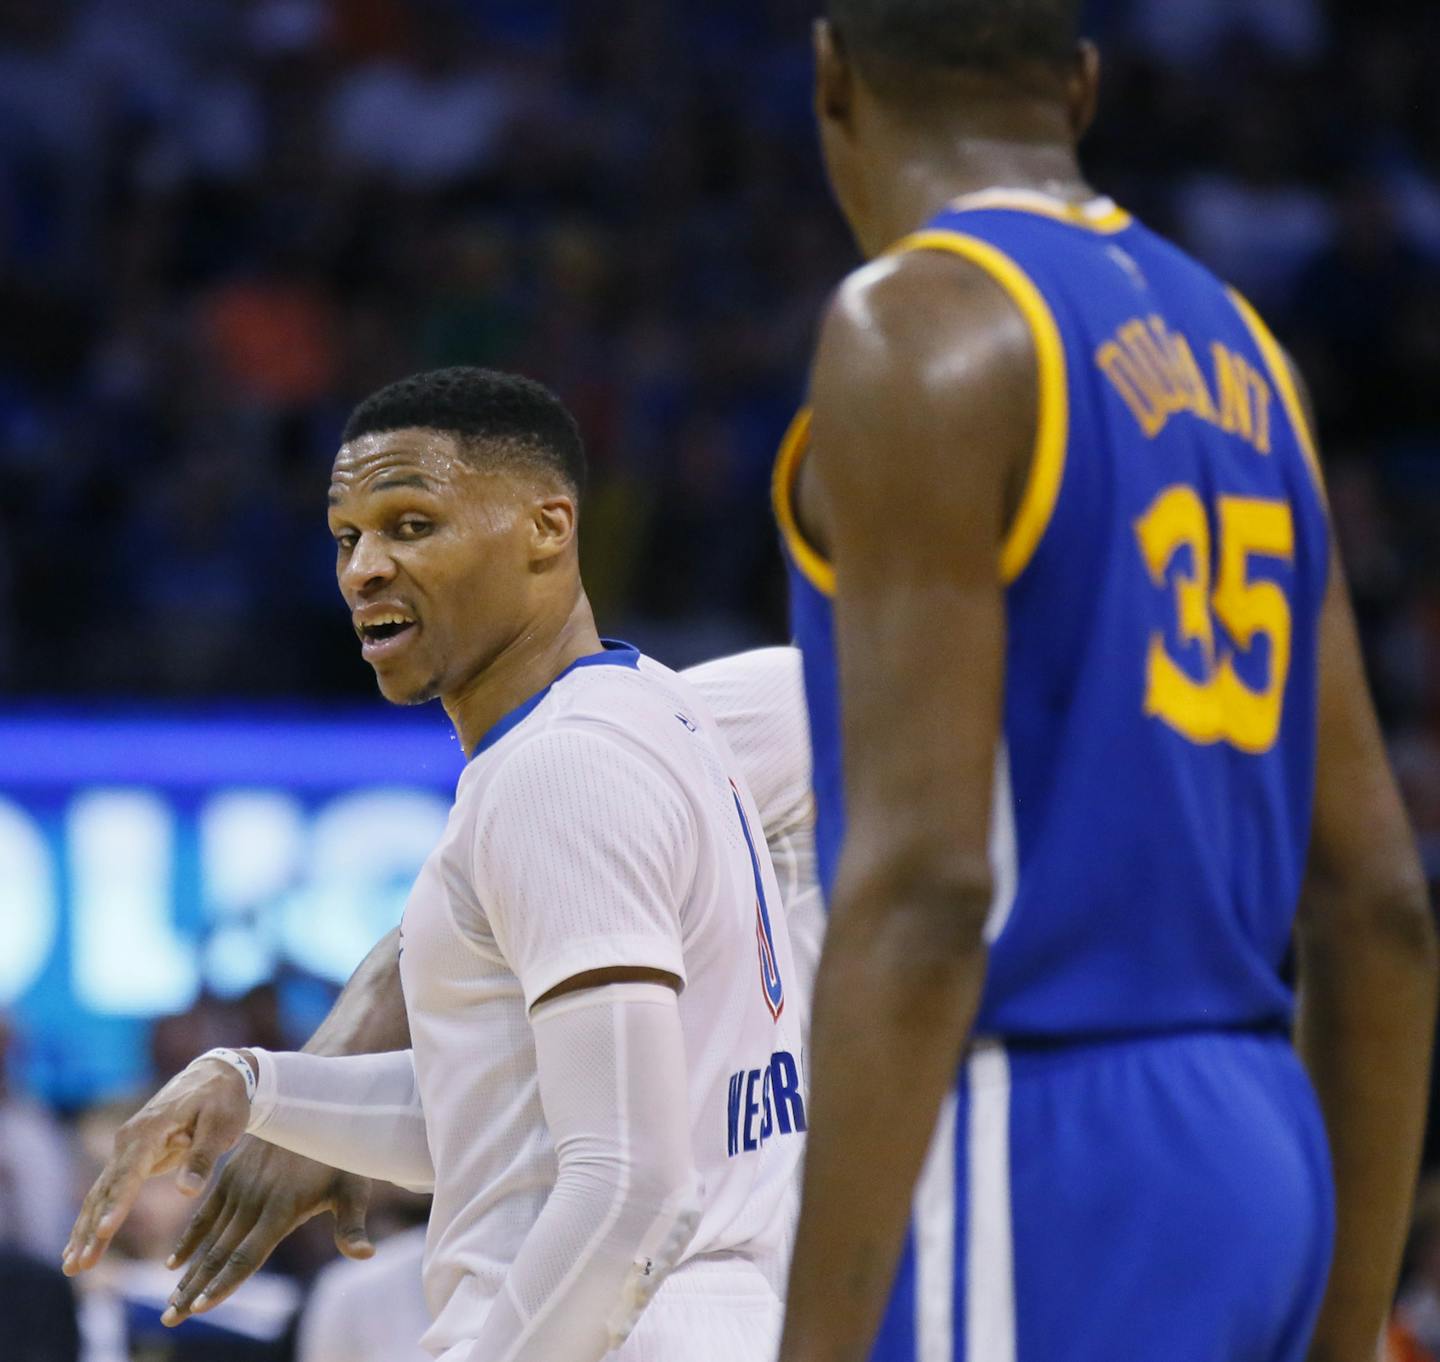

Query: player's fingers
64;1142;158;1273
162;1217;285;1324
62;1173;111;1272
332;1177;375;1260
65;1131;161;1266
167;1173;230;1270
168;1200;241;1310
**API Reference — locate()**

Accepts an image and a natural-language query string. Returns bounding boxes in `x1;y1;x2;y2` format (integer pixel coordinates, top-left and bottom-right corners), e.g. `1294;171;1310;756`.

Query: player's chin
371;660;440;707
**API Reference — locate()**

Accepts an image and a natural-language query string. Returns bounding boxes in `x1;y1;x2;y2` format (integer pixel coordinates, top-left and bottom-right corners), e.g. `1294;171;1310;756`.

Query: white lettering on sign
70;790;199;1015
200;791;307;996
280;789;450;981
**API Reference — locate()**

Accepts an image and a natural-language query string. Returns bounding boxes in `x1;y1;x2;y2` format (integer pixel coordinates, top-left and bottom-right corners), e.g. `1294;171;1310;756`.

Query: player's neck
856;120;1089;258
443;591;603;758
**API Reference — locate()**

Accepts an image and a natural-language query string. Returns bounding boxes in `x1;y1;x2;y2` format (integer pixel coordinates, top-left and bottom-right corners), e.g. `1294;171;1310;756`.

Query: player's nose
339;532;399;596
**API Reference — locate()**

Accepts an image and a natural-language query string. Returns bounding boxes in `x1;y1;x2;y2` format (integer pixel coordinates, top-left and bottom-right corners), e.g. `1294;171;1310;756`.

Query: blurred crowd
3;0;1440;1357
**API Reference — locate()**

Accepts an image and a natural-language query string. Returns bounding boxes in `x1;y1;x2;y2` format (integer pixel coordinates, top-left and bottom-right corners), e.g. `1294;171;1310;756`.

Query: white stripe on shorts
984;745;1018;945
914;1089;959;1362
965;1041;1016;1362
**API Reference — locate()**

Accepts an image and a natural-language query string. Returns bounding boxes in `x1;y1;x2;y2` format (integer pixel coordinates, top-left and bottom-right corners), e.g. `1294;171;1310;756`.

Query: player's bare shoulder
808;244;1040;548
818;246;1035;405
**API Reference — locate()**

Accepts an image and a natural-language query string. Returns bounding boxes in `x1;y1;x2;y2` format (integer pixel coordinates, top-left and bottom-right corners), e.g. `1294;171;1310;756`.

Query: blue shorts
872;1030;1335;1362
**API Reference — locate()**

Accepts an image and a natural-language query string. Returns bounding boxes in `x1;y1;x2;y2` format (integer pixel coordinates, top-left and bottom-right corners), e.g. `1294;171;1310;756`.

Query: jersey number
730;782;785;1022
1134;486;1294;753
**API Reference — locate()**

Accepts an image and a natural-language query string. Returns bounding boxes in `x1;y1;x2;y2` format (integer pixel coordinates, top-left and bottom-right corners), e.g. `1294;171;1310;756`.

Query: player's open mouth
358;614;419;660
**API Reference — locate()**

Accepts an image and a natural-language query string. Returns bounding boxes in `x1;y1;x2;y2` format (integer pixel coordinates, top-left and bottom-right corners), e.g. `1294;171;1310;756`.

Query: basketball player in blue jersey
774;4;1437;1362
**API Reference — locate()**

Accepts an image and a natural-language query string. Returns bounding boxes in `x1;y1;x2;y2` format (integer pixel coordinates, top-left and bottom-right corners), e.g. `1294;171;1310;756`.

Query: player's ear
814;19;854;131
1067;40;1101;141
529;492;577;564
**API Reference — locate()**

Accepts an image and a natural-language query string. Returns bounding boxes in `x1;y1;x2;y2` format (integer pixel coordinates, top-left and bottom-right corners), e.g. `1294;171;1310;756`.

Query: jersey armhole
891;230;1070;585
1227;287;1328;506
771;408;836;597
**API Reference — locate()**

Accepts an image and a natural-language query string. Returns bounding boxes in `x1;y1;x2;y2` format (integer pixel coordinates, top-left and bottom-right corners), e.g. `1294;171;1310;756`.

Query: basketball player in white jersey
150;643;822;1354
63;368;811;1362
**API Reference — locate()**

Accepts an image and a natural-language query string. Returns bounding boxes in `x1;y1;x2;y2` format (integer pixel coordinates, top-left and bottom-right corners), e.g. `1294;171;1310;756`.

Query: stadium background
2;0;1439;1358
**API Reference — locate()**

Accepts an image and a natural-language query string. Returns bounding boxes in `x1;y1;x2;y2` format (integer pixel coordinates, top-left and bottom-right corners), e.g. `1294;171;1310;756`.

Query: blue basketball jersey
775;191;1330;1040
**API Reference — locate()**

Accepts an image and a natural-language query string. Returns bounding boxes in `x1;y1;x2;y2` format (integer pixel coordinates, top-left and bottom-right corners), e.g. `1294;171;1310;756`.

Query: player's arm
240;1048;434;1191
298;926;412;1053
464;981;698;1362
464;729;702;1362
163;928;412;1320
779;251;1033;1362
1296;537;1437;1362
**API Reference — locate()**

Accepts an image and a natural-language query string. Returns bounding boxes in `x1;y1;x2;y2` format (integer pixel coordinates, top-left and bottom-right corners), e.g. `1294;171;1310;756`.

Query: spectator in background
1172;80;1334;313
327;6;518;188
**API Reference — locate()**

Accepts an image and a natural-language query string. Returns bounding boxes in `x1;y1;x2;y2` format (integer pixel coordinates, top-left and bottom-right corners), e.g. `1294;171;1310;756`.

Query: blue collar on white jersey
470;639;641;758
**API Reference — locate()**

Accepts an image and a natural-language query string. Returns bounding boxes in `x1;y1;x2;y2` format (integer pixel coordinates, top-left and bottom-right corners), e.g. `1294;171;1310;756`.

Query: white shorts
612;1258;782;1362
433;1258;782;1362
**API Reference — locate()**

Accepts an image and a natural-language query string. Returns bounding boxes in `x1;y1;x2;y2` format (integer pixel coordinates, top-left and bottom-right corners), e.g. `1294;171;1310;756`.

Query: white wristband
191;1047;257;1104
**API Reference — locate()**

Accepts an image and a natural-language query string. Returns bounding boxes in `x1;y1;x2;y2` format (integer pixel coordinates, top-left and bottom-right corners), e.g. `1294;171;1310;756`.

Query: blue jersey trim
471;640;641;757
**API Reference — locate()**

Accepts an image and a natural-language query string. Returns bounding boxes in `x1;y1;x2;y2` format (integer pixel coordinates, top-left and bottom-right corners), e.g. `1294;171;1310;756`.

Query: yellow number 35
1135;486;1295;754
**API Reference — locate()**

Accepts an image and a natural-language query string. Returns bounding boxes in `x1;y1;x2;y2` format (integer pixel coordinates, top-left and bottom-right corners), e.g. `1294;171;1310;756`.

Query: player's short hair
342;367;587;500
829;0;1080;87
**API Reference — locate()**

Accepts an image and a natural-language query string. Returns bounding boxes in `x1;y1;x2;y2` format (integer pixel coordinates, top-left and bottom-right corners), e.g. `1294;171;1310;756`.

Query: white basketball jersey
685;647;823;1013
397;644;808;1356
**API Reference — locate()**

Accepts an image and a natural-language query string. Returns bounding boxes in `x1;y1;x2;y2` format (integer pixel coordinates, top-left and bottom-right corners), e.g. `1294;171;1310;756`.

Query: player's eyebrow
327;473;437;504
373;474;437;494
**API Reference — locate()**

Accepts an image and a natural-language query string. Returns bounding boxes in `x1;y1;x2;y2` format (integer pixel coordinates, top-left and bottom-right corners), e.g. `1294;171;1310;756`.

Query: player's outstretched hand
162;1138;374;1325
62;1058;252;1280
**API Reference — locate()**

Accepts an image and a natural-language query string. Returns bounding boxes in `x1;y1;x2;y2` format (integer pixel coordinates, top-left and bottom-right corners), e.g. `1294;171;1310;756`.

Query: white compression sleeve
246;1049;435;1194
466;983;702;1362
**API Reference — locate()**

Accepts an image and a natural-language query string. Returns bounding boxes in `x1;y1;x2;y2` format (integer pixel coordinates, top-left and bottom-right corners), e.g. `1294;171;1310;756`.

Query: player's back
775;192;1336;1362
780;190;1330;1041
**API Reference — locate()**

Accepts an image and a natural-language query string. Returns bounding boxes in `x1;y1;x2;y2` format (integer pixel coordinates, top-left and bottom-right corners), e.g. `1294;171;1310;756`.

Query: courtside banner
0;708;464;1106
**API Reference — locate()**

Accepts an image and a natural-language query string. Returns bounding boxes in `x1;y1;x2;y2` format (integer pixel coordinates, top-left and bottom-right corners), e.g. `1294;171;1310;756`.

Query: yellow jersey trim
947;192;1134;236
894;230;1071;584
772;407;836;596
1227;288;1327;501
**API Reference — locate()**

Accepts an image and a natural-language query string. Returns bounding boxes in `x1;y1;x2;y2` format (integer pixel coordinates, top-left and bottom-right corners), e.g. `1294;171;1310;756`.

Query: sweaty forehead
328;429;473;503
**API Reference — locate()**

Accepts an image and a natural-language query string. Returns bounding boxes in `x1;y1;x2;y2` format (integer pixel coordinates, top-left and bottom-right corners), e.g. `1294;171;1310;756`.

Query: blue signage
0;708;466;1106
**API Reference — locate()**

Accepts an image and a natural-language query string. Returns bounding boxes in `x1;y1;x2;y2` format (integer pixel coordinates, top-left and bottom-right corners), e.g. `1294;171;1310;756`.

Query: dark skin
779;21;1435;1362
63;427;679;1310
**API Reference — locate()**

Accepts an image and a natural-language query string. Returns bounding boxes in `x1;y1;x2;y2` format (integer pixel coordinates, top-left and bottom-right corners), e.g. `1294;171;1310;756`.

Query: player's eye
396;519;434;540
333;531;358;552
